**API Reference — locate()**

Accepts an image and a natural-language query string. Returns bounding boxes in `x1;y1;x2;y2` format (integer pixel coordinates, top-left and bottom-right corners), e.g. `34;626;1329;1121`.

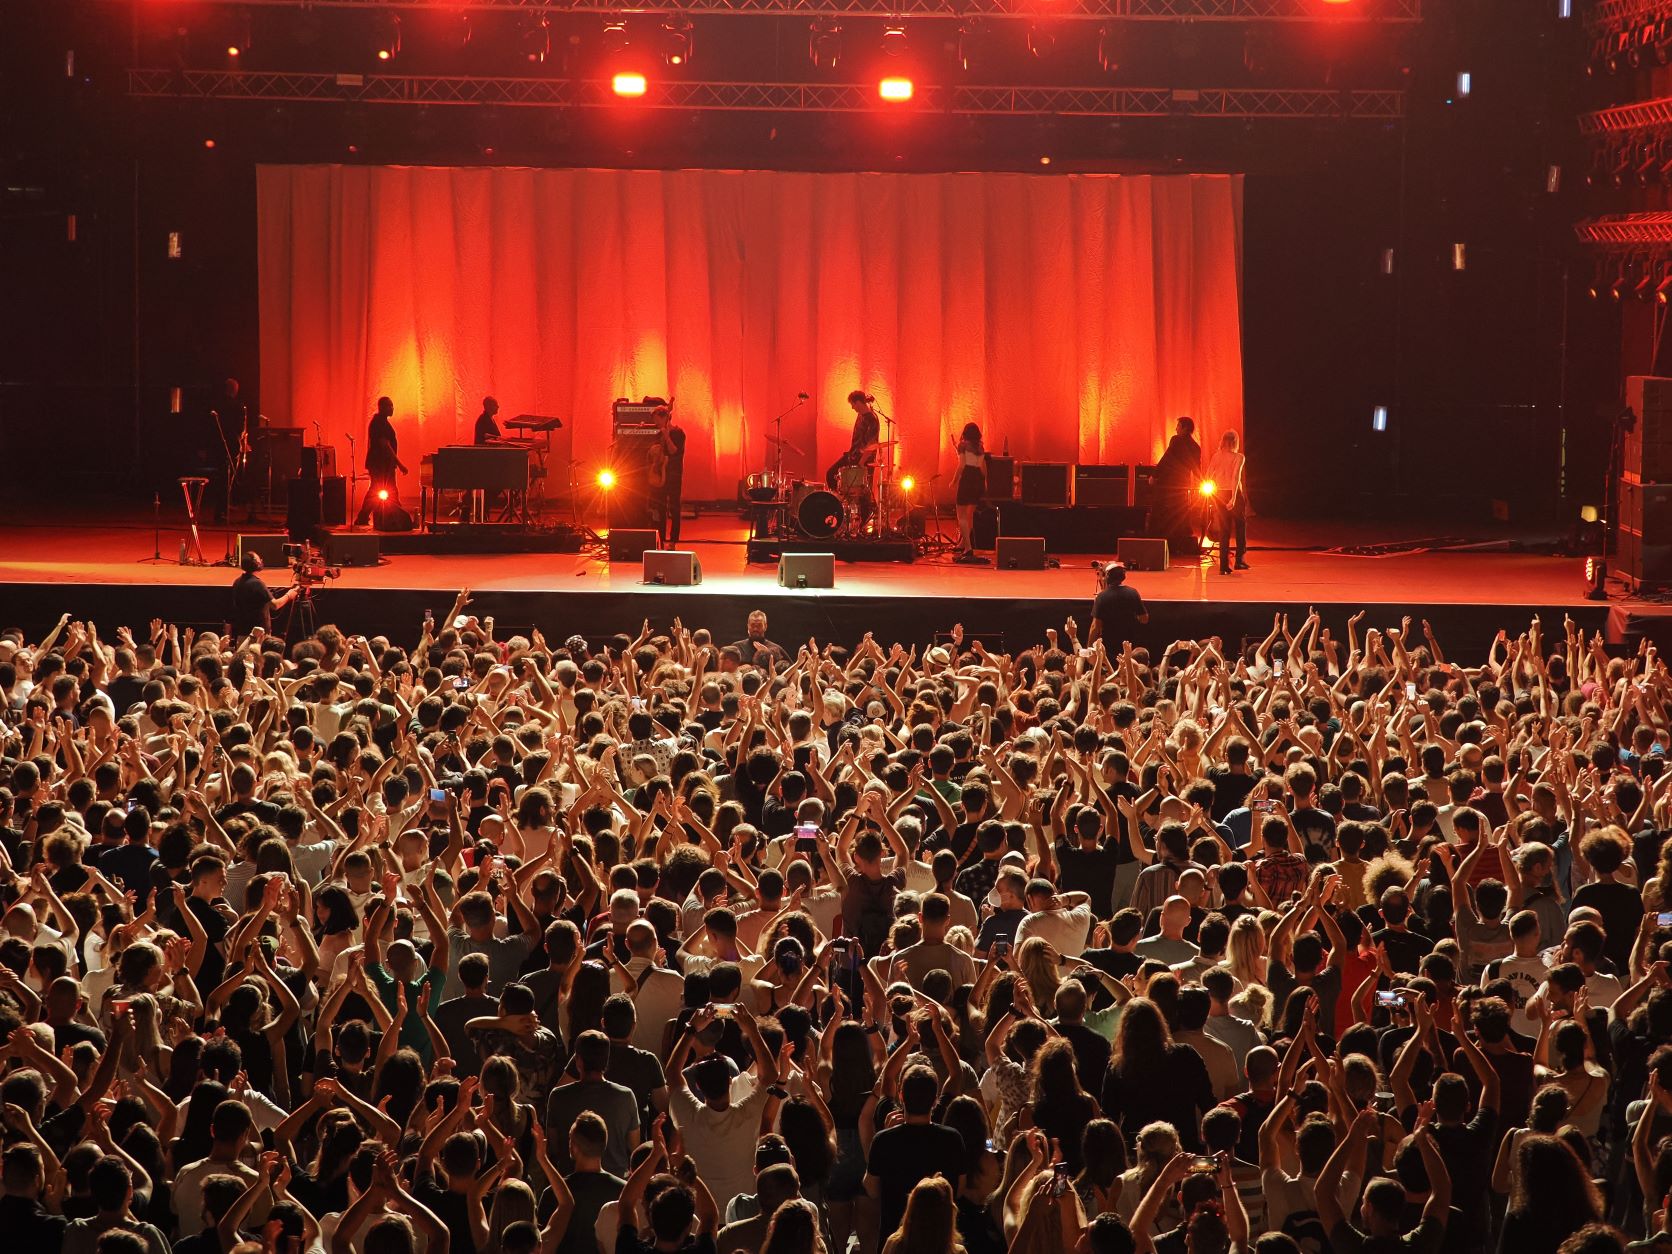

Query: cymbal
767;435;806;456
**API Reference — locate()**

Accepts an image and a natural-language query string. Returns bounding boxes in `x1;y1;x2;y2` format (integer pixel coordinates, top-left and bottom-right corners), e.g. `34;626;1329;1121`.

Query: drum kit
744;437;913;541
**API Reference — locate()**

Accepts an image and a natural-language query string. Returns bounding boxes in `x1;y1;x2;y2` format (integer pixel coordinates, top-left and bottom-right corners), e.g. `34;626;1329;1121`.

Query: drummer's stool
178;476;210;566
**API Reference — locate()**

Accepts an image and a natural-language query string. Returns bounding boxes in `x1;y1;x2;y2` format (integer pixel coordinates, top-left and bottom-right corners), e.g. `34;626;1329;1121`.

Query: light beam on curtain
257;165;1243;501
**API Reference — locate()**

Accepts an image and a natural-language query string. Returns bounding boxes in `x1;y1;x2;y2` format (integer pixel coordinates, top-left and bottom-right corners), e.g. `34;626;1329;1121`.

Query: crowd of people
0;592;1668;1254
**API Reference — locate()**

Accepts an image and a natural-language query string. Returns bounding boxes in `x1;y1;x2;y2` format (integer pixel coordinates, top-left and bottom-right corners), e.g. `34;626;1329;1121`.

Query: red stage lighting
226;44;242;58
203;139;217;149
613;72;648;97
878;76;914;102
377;488;390;502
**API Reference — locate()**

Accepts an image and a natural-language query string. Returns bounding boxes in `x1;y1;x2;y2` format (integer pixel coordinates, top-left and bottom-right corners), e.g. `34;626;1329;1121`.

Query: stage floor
0;506;1640;653
0;510;1592;603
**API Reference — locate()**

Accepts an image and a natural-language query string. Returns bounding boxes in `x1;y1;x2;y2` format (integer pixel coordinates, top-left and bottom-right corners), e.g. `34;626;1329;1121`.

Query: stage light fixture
900;475;916;492
1611;259;1630;300
1584;555;1608;599
203;138;217;150
450;12;474;50
808;20;842;70
1096;24;1120;74
596;468;618;489
1557;0;1572;15
1372;405;1388;432
612;71;648;97
600;21;630;55
1451;243;1466;271
225;10;251;60
878;75;914;102
1198;479;1217;498
521;18;551;65
882;24;908;57
1546;164;1562;194
1380;248;1394;275
659;17;693;66
1027;23;1057;60
170;387;183;415
1656;267;1672;304
377;488;390;502
1455;70;1471;98
167;231;182;260
370;12;400;62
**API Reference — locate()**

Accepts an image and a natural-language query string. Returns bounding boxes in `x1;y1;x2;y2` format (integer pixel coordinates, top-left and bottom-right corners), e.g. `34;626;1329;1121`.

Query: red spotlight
376;48;391;61
203;138;217;149
612;72;648;97
878;76;914;102
226;44;242;58
377;488;390;502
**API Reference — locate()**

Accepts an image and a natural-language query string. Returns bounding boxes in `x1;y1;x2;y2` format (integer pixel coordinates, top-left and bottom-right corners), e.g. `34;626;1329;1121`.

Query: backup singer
826;390;881;526
354;395;407;526
1205;429;1249;575
953;421;989;561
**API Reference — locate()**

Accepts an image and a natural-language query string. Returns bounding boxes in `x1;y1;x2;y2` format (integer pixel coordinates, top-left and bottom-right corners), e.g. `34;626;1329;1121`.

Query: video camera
282;541;340;590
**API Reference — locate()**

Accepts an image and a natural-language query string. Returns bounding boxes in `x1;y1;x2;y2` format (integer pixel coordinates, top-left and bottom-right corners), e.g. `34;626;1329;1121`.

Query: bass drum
793;486;846;539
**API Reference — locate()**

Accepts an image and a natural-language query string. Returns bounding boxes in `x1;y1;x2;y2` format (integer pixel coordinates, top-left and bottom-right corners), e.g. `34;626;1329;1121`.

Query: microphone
863;394;876;403
797;392;809;401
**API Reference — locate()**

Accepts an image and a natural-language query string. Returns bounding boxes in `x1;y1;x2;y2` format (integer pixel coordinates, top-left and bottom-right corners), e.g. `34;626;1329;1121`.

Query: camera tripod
281;580;318;638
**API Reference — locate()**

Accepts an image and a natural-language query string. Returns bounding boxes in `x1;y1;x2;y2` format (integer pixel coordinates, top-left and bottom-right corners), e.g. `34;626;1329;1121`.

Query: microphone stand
872;403;896;535
768;394;808;487
346;432;359;532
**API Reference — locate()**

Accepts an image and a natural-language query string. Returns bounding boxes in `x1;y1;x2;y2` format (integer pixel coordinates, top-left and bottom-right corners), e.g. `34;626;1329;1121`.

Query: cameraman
232;550;299;638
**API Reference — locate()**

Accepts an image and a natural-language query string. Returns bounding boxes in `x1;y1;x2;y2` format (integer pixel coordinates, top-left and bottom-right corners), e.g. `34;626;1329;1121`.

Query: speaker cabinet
643;550;702;585
778;552;835;588
1627;375;1672;482
285;478;320;539
995;536;1046;570
607;529;659;562
1019;462;1073;506
983;456;1017;501
1074;464;1130;507
320;476;349;526
237;534;290;568
1117;536;1171;570
325;533;381;567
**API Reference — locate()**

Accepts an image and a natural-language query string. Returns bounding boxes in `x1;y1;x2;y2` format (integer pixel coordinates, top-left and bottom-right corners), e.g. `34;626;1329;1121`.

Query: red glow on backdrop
878;76;914;101
258;167;1244;498
612;72;648;97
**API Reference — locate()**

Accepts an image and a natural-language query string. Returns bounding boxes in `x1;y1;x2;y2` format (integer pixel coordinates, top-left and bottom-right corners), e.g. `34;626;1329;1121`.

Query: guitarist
647;404;685;544
1204;430;1249;575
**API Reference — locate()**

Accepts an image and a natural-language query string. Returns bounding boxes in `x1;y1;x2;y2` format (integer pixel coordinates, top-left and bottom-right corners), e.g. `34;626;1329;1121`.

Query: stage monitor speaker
237;533;290;568
983;456;1017;501
303;445;339;481
995;536;1046;570
778;552;835;588
285;477;320;539
1020;462;1073;506
1627;376;1672;481
607;529;659;562
1619;524;1672;586
325;533;381;568
643;550;702;585
319;476;349;526
1075;464;1131;507
971;503;999;550
1118;537;1171;570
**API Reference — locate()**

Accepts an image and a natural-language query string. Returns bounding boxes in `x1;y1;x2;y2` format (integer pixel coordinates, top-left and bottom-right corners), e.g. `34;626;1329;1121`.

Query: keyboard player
474;396;504;445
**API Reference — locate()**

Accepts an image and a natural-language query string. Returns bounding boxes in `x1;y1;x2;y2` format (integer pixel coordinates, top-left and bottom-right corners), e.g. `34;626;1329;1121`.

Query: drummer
826;390;880;528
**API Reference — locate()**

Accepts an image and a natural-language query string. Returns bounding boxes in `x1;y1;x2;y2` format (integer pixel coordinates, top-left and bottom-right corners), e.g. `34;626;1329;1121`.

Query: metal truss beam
1587;0;1672;34
1580;95;1672;135
127;68;1406;117
1575;212;1672;247
105;0;1421;19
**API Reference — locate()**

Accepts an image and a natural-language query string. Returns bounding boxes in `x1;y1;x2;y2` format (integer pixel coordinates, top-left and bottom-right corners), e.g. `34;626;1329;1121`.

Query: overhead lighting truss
1580;95;1672;135
1575;212;1672;248
108;0;1421;20
127;68;1406;118
1586;0;1672;35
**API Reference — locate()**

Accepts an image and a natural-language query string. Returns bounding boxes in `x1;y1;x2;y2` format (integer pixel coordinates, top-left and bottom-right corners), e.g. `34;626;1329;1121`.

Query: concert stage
1;505;1658;654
